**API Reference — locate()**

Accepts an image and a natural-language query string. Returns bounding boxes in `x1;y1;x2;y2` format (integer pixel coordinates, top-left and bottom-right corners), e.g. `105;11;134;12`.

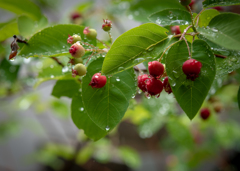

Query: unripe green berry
83;27;97;40
67;34;82;44
73;63;86;76
180;0;191;6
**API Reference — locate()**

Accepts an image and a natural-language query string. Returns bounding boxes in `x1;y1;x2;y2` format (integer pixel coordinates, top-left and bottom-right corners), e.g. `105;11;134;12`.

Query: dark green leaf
82;58;136;131
19;24;96;58
102;23;171;75
199;35;240;76
149;9;192;26
202;0;240;8
238;86;240;110
0;58;20;83
198;9;220;28
51;80;80;99
0;20;19;41
17;15;48;38
197;13;240;51
0;0;42;21
129;0;186;22
165;40;216;119
71;93;107;141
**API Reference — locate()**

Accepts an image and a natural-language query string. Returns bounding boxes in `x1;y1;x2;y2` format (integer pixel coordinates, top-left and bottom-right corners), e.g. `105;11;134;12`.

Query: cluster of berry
137;61;172;97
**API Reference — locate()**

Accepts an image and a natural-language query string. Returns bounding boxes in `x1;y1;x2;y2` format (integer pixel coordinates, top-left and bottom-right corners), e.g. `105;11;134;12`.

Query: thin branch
134;66;143;74
158;41;180;62
179;25;193;41
96;38;110;48
81;41;97;49
183;37;191;57
187;6;197;33
215;54;227;59
51;57;64;67
85;51;95;65
194;9;205;27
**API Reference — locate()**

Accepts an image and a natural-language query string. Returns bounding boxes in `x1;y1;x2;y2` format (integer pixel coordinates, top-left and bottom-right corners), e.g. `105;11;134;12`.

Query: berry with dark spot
69;42;85;58
171;26;181;35
163;77;172;94
102;19;112;32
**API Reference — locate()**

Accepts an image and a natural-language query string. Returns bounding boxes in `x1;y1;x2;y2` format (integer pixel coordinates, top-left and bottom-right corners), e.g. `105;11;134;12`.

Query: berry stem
134;66;143;74
108;31;113;44
183;37;191;57
51;57;64;67
96;38;110;48
85;51;95;65
214;54;227;59
81;41;97;49
158;41;180;62
187;6;197;33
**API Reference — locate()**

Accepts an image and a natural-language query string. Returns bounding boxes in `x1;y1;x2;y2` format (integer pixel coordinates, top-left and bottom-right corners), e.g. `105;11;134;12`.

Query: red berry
69;42;85;58
148;61;164;78
189;0;195;9
71;12;82;20
200;108;210;120
171;26;181;35
163;77;172;94
102;19;112;32
137;74;149;92
182;59;202;81
146;78;163;96
89;73;107;88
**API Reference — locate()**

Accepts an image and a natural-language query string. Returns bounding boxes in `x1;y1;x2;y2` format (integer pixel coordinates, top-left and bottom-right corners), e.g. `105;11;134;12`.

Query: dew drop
105;126;110;132
79;107;84;111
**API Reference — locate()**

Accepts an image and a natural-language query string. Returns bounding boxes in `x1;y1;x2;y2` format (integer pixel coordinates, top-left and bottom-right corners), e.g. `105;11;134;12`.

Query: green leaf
82;58;136;131
148;9;192;26
165;40;216;119
129;0;186;22
51;80;80;99
118;146;141;169
202;0;240;8
238;86;240;110
198;35;240;76
50;99;69;119
0;20;19;41
102;23;171;75
19;24;96;58
17;15;48;38
71;93;107;141
198;9;220;28
166;118;194;147
0;58;20;83
197;13;240;51
0;0;42;21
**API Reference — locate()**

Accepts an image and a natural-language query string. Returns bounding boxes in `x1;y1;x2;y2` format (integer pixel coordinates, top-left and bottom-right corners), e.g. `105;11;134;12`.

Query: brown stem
51;57;64;67
134;66;143;74
187;6;197;33
81;41;97;49
194;9;205;27
158;41;180;62
215;54;227;59
96;38;110;48
85;51;95;65
180;25;193;41
183;37;191;57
